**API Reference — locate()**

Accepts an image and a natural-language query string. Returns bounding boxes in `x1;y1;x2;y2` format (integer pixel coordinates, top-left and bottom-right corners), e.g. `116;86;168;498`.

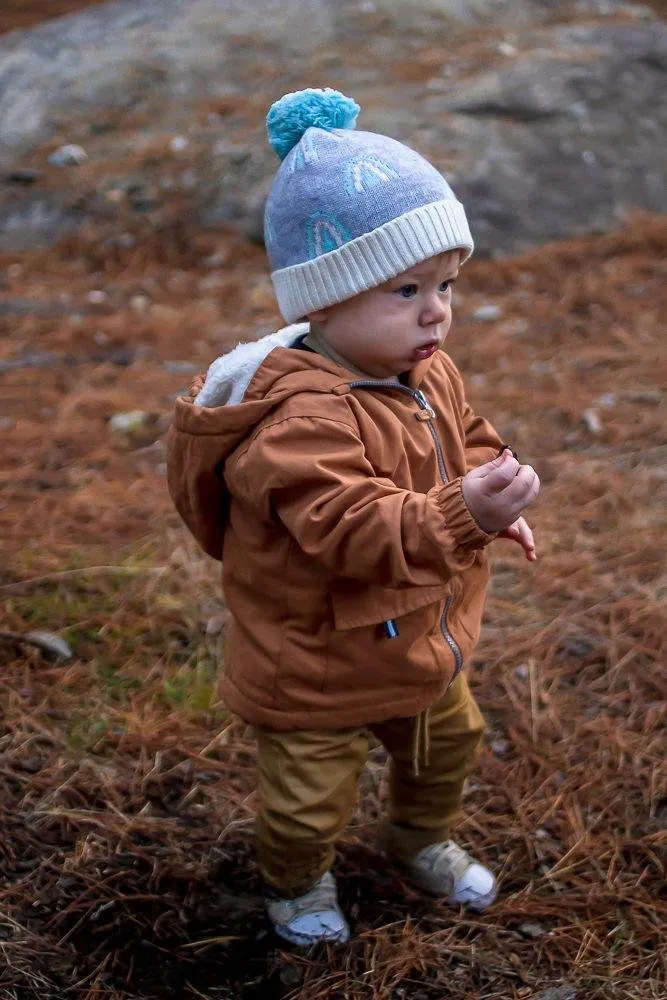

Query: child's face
308;250;460;379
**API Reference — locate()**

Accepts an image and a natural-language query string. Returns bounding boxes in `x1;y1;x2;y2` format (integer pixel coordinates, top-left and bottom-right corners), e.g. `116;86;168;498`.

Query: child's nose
419;293;448;326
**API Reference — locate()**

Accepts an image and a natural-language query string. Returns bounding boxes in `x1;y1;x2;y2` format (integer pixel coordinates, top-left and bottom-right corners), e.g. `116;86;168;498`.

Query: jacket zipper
347;380;463;676
348;381;449;481
440;595;463;676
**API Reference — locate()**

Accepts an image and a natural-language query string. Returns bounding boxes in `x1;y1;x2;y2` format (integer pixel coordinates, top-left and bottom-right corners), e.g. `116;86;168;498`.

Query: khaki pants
255;674;485;896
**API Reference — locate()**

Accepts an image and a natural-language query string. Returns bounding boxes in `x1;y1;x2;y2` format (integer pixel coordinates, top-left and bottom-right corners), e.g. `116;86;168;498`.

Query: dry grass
1;214;666;999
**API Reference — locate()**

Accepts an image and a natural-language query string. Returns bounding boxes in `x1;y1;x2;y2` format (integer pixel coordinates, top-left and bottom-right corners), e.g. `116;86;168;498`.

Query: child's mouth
412;341;439;360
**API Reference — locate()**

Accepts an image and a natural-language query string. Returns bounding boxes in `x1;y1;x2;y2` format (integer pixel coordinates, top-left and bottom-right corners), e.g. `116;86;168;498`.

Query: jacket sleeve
462;403;505;471
439;352;504;471
230;413;494;586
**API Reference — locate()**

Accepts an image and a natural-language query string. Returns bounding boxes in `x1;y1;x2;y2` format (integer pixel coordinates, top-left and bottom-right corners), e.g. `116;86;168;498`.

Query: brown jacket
166;325;503;730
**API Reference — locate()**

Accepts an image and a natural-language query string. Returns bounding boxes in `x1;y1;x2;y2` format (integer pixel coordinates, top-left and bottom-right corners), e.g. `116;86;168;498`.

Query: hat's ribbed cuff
271;199;473;323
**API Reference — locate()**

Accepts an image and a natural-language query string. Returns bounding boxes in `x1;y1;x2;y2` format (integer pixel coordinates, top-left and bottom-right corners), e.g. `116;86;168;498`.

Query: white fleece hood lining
194;322;309;408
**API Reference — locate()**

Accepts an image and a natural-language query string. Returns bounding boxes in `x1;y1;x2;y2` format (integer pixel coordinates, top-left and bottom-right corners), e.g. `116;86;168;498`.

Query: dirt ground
1;203;665;999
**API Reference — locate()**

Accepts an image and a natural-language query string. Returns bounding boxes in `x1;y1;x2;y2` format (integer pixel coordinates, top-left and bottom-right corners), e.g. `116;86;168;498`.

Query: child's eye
397;284;418;298
438;280;451;293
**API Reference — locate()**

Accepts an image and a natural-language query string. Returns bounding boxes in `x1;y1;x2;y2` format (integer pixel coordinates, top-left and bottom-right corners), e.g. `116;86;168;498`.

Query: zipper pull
383;619;400;639
414;390;436;420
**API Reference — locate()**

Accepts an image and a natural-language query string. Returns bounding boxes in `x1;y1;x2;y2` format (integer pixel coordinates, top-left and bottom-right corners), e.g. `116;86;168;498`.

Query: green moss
7;549;227;728
160;659;222;717
65;713;110;753
96;660;142;702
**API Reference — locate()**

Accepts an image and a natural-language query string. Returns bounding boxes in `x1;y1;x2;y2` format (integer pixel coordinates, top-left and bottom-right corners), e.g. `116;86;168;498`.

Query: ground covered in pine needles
1;215;665;999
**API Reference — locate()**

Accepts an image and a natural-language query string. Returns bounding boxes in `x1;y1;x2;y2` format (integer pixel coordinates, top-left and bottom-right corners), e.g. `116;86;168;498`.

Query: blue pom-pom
266;88;360;161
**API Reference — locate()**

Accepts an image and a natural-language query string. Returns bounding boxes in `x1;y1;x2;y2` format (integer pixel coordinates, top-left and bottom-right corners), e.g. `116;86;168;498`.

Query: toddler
167;89;539;946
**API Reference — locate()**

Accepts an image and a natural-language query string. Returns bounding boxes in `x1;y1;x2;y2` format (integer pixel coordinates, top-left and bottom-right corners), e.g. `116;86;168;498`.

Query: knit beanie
264;88;474;324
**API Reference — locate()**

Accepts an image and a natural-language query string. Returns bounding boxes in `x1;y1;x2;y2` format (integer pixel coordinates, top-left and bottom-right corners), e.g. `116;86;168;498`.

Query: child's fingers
503;519;537;561
474;449;517;478
518;520;537;560
480;452;521;491
500;465;540;506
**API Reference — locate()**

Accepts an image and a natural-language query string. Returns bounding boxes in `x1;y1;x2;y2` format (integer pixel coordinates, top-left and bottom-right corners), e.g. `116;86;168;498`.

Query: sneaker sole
272;923;350;948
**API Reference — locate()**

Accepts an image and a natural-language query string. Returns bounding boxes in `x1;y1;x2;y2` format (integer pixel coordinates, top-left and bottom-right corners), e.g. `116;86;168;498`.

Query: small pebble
630;390;661;405
130;295;150;312
107;347;135;367
203;251;229;269
48;144;88;166
597;392;616;408
499;318;529;336
0;353;56;371
24;630;73;661
518;921;546;939
109;410;149;433
582;408;602;434
170;135;189;153
472;304;503;322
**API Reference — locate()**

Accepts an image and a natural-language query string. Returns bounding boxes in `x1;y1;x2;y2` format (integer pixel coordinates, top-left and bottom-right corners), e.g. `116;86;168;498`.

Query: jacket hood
193;322;309;408
167;322;352;559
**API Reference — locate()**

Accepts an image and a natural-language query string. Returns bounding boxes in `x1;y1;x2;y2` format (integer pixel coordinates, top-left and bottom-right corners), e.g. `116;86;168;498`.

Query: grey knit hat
264;88;474;323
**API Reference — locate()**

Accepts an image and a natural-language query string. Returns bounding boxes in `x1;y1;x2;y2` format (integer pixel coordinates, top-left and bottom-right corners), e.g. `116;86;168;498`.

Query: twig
0;565;167;595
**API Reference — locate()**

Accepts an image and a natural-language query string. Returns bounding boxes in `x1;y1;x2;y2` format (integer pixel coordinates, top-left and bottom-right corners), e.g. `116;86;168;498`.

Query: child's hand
462;448;540;533
498;516;537;561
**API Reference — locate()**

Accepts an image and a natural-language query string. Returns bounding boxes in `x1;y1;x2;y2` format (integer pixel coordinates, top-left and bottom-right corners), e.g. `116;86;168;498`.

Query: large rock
0;0;331;160
425;22;667;253
187;18;667;256
0;0;332;248
0;1;664;255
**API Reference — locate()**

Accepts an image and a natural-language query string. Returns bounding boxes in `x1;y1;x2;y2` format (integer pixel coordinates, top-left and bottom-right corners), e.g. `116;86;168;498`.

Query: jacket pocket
331;580;450;631
324;583;454;705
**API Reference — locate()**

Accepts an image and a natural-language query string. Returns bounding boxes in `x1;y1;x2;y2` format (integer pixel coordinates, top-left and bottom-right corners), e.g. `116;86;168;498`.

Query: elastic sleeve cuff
435;478;497;550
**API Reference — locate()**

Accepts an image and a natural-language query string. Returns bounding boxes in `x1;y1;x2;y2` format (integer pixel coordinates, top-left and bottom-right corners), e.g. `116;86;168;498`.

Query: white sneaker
404;840;497;911
265;871;350;947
